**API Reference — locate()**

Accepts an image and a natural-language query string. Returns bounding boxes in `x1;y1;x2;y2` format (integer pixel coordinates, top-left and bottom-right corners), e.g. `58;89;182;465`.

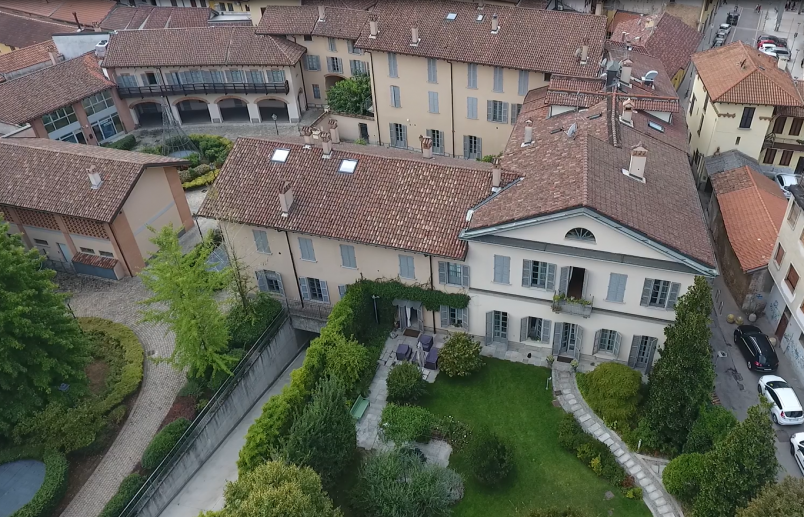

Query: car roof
776;387;803;410
777;174;799;186
761;374;786;384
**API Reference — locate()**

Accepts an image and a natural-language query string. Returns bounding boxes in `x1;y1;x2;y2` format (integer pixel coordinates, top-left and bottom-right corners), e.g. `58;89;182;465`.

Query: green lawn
421;359;652;517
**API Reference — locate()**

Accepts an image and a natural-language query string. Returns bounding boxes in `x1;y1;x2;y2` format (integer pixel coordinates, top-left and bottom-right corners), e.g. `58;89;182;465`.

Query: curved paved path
57;275;185;517
552;366;684;517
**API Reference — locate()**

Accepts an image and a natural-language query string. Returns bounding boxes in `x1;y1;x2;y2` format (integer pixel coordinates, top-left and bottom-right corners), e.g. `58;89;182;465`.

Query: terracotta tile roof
471;88;715;268
608;11;640;31
612;13;701;77
0;138;186;223
72;252;118;269
102;27;306;68
516;0;550;7
351;0;607;77
0;11;73;48
0;40;54;76
256;5;371;39
0;0;116;25
101;6;211;30
198;137;517;259
710;165;787;271
692;41;804;106
0;53;113;125
631;108;688;152
302;0;379;8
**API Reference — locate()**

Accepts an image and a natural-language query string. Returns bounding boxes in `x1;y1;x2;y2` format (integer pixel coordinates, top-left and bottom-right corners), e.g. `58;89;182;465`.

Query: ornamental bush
557;413;627;488
465;428;515;486
225;293;283;350
381;404;435;444
438;332;483;378
99;473;145;517
141;417;191;470
13;401;105;453
182;169;219;189
663;452;706;506
683;405;738;454
324;337;370;391
578;362;642;427
737;477;804;517
0;448;69;517
386;362;428;403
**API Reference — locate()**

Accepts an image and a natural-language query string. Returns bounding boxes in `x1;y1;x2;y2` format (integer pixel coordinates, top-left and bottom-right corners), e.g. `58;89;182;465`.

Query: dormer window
566;227;595;243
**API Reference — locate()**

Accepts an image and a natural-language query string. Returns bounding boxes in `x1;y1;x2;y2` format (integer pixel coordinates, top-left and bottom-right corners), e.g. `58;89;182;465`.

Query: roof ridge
0;9;74;27
0;138;173;163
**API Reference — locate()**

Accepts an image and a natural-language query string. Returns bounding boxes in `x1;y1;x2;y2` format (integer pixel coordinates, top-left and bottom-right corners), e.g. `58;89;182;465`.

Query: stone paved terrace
552;365;683;517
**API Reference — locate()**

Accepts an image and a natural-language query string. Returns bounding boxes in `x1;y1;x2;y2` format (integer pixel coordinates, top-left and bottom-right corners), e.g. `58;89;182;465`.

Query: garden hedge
226;294;284;349
98;473;145;517
79;318;144;414
141;418;191;470
576;363;641;428
557;413;629;491
181;169;218;189
102;134;136;150
0;447;69;517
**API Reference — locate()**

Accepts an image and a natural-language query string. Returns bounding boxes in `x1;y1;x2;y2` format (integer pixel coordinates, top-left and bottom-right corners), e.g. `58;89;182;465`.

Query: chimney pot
88;171;102;189
580;38;589;64
595;2;603;15
410;27;419;46
328;119;340;143
491;13;499;33
620;59;632;84
318;5;325;21
300;126;313;145
492;157;502;188
419;135;433;158
522;119;533;145
279;182;294;215
621;98;634;124
369;19;378;38
321;131;332;156
628;142;647;179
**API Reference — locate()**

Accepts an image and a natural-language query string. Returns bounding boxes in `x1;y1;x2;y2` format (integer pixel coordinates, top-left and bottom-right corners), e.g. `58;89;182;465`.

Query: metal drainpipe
429;255;437;333
368;51;382;145
450;61;455;157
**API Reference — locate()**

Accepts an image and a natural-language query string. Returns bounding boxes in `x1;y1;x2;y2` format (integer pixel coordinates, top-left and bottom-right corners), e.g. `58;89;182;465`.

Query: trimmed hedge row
79;317;144;414
141;418;191;470
0;447;69;517
98;473;145;517
102;134;137;151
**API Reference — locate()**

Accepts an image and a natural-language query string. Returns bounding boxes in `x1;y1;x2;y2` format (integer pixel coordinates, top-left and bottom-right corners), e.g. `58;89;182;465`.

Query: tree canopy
736;477;804;517
325;74;373;116
0;219;90;438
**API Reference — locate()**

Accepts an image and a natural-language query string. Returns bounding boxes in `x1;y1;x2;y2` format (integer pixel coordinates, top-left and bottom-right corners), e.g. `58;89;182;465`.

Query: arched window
566;227;596;243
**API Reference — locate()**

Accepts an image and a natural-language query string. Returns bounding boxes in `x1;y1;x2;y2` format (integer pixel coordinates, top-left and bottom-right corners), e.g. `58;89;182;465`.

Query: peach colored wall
104;221;130;277
121;166;184;259
29;118;48;139
71;101;97;146
111;211;145;274
164;166;194;232
111;88;136;132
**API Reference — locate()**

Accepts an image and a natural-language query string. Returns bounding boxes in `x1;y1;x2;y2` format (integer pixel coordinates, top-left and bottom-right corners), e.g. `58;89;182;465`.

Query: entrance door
359;123;369;141
58;243;72;263
776;308;791;341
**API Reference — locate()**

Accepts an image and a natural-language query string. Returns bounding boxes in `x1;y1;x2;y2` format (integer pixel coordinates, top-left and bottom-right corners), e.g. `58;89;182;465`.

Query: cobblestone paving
56;274;185;517
552;365;683;517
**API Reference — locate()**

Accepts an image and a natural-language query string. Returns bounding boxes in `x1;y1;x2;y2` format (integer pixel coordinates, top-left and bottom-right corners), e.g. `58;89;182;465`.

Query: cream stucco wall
288;35;369;107
22;227;69;261
71;235;115;256
121;166;183;259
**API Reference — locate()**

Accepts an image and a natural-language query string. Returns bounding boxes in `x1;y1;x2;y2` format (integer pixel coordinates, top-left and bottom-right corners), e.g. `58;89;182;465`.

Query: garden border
552;366;684;517
0;446;68;517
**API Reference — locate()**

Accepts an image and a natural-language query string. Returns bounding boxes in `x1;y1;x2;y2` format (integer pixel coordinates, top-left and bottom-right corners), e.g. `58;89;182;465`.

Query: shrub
557;412;591;451
465;428;515;486
387;362;428;403
625;487;643;499
578;363;641;427
683;405;738;454
13;402;105;453
79;318;144;414
557;413;627;488
139;144;163;155
182;169;218;189
141;417;191;470
10;449;69;517
102;134;137;151
432;415;471;450
283;376;356;486
353;448;463;517
226;293;283;349
326;74;372;116
526;508;589;517
178;378;205;398
663;452;706;506
108;405;127;425
737;477;804;517
324;337;370;391
381;404;435;444
189;134;233;166
98;473;145;517
355;138;367;145
438;332;483;377
179;163;212;184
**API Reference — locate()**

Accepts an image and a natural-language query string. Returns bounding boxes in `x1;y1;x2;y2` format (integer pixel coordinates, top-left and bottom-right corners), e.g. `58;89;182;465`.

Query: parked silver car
774;173;799;198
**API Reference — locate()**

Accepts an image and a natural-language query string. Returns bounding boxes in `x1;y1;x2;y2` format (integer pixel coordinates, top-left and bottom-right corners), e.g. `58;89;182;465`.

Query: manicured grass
421;359;652;517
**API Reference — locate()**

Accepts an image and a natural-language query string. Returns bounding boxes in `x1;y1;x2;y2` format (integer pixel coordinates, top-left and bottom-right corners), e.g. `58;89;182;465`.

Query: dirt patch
85;360;110;396
158;395;198;432
665;4;701;29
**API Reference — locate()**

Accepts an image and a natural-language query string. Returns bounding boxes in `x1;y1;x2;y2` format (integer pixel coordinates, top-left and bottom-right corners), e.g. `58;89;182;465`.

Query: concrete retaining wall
133;318;307;517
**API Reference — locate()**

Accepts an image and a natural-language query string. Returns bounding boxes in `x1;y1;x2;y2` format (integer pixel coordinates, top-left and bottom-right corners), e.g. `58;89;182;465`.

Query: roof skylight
648;121;664;133
271;149;290;162
446;12;457;20
339;159;358;173
476;14;484;21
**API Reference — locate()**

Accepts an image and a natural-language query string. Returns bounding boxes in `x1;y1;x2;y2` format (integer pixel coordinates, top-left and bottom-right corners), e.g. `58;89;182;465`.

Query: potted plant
546;355;555;367
570;359;579;372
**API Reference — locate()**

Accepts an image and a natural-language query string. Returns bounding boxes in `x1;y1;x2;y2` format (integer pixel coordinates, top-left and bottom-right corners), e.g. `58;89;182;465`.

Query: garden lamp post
372;295;380;324
272;113;278;135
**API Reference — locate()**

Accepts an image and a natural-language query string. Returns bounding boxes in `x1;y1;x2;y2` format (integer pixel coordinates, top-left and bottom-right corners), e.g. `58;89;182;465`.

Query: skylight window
271;148;290;162
648;121;665;133
339;159;358;173
446;12;457;20
476;14;484;21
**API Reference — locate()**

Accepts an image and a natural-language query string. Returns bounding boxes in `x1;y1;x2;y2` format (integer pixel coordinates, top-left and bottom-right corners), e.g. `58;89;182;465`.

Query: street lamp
271;113;278;135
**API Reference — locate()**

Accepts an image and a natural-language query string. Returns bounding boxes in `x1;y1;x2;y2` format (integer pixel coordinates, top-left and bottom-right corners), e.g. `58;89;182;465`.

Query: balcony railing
763;133;804;151
551;294;593;318
116;81;290;99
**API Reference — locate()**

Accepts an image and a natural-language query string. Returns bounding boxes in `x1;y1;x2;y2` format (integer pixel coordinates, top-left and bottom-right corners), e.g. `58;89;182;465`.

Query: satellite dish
566;123;577;139
643;70;659;81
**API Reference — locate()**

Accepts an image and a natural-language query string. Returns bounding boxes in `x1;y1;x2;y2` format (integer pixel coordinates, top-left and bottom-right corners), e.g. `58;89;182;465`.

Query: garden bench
350;395;370;420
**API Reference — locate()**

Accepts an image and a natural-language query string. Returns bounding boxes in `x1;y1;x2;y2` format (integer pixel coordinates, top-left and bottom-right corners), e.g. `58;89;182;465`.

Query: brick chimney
87;165;102;189
410;27;419;46
300;126;313;146
620;59;632;84
321;131;332;157
521;119;533;146
279;182;294;215
328;119;340;143
628;143;647;180
491;14;499;33
318;5;325;22
46;44;59;65
419;135;433;158
492;157;502;191
369;19;378;38
595;2;603;15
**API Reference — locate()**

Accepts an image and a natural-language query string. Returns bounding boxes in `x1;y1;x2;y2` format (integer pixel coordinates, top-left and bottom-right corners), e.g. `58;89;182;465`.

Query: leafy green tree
325;74;372;115
201;460;341;517
0;219;90;438
386;362;428;403
283;376;355;486
737;477;804;517
694;404;778;517
642;276;715;453
662;452;706;505
465;427;515;486
683;405;737;454
439;332;483;377
140;225;233;378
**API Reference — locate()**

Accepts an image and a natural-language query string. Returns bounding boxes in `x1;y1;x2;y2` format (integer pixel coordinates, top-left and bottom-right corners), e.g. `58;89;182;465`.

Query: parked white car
758;375;804;425
774;173;799;198
791;433;804;476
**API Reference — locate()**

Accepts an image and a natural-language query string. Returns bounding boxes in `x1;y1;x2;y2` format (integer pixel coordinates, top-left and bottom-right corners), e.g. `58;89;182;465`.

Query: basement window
339;159;358;173
446;12;457;20
271;148;290;162
648;121;664;133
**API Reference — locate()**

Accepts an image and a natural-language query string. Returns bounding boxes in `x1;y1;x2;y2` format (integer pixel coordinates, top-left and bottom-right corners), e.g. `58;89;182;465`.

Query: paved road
710;276;803;479
157;349;307;517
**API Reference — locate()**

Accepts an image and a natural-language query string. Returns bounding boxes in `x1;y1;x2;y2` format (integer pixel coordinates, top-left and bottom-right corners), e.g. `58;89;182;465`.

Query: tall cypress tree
0;218;89;438
643;276;715;454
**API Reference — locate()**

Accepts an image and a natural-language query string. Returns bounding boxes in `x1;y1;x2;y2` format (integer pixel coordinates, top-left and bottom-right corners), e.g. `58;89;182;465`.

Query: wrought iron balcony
551;294;593;318
763;133;804;151
116;81;290;99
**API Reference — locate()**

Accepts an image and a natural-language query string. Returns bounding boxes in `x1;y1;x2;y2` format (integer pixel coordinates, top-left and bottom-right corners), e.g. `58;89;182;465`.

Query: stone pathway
552;366;683;517
56;274;185;517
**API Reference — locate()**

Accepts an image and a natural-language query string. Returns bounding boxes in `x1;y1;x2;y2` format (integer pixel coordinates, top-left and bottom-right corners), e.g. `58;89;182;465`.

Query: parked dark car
726;12;739;25
734;325;779;372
